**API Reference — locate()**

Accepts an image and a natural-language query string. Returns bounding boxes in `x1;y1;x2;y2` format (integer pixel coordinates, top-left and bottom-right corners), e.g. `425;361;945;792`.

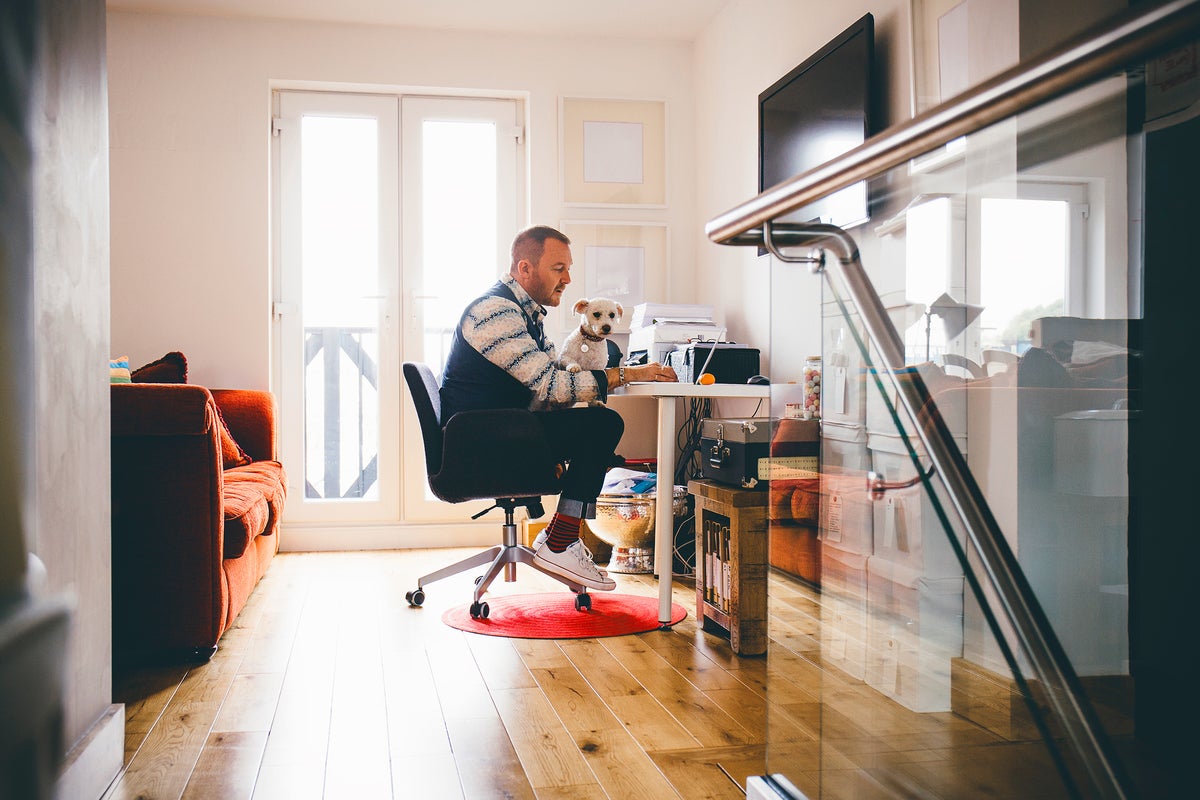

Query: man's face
519;238;572;307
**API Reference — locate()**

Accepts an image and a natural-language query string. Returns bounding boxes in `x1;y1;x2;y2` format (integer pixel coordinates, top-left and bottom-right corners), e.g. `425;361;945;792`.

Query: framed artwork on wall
556;220;668;338
560;97;667;207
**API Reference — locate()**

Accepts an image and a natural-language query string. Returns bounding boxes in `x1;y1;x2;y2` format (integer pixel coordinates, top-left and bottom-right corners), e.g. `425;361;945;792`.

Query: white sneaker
532;529;607;575
534;540;616;591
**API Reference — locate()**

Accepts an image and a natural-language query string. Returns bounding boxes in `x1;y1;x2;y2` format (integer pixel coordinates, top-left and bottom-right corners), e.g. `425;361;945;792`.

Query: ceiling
105;0;732;42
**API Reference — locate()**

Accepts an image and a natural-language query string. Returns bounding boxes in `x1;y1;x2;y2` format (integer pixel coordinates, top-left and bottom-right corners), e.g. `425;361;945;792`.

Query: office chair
401;361;593;618
941;353;986;379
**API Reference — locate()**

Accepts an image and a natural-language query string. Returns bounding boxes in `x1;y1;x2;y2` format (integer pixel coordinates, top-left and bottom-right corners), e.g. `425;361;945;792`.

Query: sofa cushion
216;405;253;469
110;356;131;383
223;461;287;559
132;351;188;383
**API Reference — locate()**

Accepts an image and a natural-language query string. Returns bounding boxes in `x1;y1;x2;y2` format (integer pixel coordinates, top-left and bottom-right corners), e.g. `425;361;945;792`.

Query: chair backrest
402;362;445;477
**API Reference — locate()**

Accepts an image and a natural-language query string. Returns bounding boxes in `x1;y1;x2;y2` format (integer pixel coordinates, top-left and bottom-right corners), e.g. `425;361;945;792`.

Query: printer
627;303;725;366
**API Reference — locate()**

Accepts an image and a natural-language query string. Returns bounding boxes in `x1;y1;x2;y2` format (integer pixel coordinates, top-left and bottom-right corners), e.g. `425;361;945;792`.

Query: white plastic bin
820;543;870;681
864;556;965;712
867;431;966;578
821;307;869;426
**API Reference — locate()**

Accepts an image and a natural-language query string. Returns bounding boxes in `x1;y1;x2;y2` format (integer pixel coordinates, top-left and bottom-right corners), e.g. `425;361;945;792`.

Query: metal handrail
706;0;1200;245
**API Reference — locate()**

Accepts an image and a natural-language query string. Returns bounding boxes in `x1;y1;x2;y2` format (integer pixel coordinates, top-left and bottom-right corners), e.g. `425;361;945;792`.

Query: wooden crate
689;479;769;656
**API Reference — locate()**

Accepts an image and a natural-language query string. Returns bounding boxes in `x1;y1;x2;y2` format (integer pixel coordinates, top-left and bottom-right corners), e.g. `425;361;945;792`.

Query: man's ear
573;298;590;315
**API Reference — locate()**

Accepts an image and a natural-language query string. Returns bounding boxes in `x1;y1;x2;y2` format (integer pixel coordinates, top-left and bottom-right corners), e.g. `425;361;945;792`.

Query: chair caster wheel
470;601;489;619
574;593;592;612
406;589;425;607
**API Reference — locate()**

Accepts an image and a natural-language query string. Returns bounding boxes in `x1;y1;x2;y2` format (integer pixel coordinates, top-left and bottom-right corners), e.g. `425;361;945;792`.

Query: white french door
273;90;522;545
398;96;522;519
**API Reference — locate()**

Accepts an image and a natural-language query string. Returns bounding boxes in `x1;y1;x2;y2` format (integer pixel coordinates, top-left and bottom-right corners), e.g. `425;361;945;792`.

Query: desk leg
655;396;677;625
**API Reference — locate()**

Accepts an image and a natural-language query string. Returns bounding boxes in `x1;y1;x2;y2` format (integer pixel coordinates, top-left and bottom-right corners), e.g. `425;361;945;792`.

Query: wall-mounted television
758;13;875;235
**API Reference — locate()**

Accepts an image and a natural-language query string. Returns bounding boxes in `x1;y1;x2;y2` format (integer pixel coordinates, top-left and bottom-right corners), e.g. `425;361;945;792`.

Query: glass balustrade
751;10;1194;796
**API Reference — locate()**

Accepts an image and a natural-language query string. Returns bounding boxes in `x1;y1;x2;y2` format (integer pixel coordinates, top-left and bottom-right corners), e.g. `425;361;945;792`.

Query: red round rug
441;593;687;639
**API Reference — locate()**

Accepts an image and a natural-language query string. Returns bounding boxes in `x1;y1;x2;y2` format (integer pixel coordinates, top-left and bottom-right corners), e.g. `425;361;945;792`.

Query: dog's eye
592;312;601;318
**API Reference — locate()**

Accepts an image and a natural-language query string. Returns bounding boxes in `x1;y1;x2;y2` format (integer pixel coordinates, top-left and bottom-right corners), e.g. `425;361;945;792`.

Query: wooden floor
103;548;1129;800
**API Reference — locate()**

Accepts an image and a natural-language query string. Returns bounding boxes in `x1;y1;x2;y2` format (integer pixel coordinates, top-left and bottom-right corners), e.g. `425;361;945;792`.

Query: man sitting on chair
439;225;676;591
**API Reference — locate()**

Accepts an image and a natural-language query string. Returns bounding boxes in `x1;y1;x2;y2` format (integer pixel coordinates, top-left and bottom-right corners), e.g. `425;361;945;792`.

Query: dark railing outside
303;326;379;500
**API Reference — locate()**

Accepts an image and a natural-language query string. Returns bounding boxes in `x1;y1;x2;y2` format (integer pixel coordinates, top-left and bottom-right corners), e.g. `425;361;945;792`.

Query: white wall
691;0;914;383
107;11;698;390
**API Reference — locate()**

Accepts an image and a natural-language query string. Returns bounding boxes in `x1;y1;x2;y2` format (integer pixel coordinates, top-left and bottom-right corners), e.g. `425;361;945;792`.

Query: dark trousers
534;405;624;510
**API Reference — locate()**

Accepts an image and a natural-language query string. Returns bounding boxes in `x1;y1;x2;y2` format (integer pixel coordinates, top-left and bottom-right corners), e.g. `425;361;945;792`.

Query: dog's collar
577;325;605;342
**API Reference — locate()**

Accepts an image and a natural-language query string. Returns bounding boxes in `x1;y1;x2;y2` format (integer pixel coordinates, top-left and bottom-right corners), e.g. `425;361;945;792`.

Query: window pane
419;120;498;371
300;115;380;501
979;198;1068;352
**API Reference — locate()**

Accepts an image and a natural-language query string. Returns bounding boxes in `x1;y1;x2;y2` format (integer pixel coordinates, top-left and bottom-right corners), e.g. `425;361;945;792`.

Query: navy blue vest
438;281;546;423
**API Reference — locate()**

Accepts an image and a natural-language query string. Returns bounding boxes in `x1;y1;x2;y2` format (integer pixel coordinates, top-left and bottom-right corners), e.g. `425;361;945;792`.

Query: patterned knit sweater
439;275;608;421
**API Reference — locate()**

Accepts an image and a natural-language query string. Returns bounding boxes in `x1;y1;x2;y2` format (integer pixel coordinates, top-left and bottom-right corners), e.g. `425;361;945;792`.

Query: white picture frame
556;220;668;338
560;97;667;207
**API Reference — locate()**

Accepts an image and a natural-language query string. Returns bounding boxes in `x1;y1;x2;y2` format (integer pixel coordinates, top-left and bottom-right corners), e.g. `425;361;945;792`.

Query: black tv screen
759;13;874;231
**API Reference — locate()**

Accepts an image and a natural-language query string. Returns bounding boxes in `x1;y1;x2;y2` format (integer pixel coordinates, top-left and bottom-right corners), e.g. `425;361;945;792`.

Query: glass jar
803;355;821;419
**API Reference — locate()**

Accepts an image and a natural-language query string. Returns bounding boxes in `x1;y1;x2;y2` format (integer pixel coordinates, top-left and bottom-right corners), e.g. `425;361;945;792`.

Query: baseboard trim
56;703;123;800
279;521;498;552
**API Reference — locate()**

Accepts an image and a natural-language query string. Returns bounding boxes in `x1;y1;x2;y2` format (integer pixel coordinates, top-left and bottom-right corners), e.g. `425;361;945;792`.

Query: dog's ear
572;298;590;315
615;302;624;319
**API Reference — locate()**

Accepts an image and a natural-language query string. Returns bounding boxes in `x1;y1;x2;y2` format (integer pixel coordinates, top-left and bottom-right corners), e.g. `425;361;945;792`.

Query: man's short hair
511;225;570;271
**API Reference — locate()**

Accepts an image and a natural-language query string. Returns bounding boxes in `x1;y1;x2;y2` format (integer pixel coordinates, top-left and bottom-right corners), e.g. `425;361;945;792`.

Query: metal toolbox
700;417;773;489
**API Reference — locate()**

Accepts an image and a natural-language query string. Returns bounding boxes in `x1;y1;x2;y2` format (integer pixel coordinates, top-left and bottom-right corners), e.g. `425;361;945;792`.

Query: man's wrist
618;366;625;386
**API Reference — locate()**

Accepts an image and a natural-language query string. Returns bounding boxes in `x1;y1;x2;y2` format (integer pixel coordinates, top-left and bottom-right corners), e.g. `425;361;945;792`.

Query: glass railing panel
760;35;1179;795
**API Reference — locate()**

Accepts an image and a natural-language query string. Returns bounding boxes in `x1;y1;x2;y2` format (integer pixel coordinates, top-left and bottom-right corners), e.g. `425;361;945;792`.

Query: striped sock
544;512;581;553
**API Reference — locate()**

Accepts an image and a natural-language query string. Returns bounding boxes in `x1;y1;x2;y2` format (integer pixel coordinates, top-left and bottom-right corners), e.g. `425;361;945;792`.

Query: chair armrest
211;389;279;462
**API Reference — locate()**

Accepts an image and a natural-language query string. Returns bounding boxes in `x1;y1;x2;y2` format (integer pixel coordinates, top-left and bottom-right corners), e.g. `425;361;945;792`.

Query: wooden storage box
689;479;769;656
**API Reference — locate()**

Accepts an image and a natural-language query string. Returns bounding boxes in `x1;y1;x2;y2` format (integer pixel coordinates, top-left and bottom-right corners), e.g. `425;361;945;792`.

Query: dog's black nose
601;325;611;334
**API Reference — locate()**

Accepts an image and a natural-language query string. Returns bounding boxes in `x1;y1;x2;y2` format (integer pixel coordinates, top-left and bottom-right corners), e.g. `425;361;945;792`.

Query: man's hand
626;362;677;383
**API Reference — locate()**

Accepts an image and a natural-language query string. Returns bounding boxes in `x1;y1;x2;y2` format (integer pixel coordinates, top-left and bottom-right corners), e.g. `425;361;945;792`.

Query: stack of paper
629;303;714;330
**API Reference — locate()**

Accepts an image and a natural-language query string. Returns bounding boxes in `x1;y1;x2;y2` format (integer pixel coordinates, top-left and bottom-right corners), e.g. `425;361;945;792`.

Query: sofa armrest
110;383;226;656
111;383;217;437
211;389;279;462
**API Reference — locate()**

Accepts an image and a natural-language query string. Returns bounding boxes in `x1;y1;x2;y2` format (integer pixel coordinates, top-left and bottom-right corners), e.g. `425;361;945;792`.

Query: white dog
559;297;623;373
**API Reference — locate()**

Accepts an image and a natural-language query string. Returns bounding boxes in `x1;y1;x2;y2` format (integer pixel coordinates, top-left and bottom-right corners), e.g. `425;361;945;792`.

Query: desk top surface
619;382;770;399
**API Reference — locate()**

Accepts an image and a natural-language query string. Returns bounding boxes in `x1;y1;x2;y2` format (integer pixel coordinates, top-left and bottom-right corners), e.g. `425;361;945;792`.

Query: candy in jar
803;356;821;419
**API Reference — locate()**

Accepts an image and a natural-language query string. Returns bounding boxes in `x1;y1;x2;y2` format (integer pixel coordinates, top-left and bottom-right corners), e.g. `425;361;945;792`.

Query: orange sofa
110;384;287;663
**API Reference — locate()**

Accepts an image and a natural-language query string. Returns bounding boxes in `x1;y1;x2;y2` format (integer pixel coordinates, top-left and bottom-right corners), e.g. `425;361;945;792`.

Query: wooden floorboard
104;548;1143;799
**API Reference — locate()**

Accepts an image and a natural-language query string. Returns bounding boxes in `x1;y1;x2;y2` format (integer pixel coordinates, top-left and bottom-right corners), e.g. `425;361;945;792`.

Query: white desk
618;381;770;624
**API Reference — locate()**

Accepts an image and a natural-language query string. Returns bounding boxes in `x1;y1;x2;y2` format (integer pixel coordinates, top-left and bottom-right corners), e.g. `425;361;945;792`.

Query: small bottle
803;355;821;419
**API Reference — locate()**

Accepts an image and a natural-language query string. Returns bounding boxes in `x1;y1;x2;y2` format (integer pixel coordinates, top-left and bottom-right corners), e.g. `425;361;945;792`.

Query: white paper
830;365;848;415
583;120;644;184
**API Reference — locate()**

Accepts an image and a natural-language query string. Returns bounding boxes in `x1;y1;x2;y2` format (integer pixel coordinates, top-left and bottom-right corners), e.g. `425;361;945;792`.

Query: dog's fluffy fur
559;297;623;373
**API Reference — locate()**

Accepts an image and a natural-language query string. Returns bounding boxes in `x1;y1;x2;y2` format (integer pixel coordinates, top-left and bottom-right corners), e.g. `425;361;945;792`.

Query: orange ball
698;373;716;385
